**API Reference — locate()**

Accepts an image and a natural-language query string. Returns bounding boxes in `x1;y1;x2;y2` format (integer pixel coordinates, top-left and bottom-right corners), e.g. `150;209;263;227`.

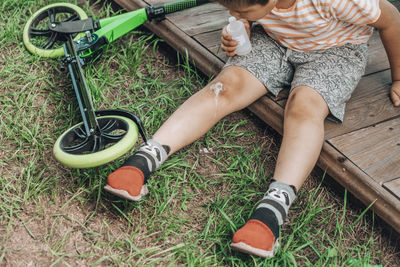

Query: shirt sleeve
331;0;381;25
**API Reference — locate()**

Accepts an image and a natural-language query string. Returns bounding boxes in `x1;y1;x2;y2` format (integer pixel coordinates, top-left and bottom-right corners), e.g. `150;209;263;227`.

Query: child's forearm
380;25;400;82
376;1;400;81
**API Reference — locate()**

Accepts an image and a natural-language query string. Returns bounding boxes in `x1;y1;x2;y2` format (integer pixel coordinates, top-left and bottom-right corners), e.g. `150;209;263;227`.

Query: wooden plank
347;69;392;101
167;3;229;36
248;95;285;135
146;0;169;4
384;178;400;201
324;70;400;139
329;117;400;183
365;30;389;76
318;142;400;233
193;30;227;61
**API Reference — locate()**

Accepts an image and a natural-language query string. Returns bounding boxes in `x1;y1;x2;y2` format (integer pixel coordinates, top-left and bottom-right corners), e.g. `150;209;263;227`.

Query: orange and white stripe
258;0;381;51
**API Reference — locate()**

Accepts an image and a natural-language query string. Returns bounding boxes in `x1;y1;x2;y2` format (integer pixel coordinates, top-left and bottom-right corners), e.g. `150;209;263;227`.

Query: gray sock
139;139;169;170
249;180;297;239
256;181;297;225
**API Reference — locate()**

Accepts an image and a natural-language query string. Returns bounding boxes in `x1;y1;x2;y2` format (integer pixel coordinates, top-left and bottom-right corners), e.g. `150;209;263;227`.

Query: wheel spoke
62;137;92;153
102;133;125;145
42;31;58;49
73;126;87;139
91;136;102;153
47;8;56;24
101;120;119;133
29;28;52;37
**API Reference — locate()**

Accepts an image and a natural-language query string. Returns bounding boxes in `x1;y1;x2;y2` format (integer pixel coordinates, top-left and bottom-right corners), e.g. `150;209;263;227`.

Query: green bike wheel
53;116;138;168
23;3;88;58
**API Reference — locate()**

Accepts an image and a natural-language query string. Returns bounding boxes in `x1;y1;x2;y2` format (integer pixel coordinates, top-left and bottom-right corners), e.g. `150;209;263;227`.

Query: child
104;0;400;258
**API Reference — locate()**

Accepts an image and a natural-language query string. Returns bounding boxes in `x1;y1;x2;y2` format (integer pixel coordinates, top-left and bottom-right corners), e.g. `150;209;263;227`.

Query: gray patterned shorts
224;25;368;122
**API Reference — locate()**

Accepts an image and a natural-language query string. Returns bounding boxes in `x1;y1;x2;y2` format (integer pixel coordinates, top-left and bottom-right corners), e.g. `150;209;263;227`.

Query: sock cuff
143;139;169;167
122;139;169;182
255;180;297;226
269;180;297;204
270;178;297;195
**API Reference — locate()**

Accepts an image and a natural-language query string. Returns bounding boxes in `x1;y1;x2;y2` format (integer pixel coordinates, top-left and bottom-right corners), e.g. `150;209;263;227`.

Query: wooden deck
114;0;400;232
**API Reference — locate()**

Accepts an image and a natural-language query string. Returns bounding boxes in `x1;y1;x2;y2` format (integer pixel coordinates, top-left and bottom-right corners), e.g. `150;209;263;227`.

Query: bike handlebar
146;0;210;20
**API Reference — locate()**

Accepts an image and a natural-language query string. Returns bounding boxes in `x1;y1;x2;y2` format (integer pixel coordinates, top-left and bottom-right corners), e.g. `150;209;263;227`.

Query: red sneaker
104;166;148;201
230;219;279;258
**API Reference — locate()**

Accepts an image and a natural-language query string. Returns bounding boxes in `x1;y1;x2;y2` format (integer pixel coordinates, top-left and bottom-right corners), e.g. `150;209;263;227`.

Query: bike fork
61;35;148;143
63;35;99;137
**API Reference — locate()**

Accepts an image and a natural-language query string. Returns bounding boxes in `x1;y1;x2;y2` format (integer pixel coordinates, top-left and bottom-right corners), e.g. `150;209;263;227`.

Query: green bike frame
77;0;209;59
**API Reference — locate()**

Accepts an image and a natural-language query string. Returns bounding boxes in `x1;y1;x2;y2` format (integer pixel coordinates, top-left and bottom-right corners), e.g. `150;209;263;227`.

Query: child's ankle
122;138;170;183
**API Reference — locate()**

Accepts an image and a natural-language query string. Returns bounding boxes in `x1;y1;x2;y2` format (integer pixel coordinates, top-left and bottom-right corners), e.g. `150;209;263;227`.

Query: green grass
0;0;399;266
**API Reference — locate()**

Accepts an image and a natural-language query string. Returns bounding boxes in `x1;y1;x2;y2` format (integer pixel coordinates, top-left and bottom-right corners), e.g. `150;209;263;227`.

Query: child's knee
285;86;329;122
205;66;249;106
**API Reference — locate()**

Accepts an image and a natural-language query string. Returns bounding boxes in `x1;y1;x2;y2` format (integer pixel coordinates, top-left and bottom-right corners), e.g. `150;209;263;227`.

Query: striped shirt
258;0;381;51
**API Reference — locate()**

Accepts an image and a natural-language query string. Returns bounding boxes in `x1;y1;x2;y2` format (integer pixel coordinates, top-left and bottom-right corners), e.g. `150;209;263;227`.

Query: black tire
23;3;88;58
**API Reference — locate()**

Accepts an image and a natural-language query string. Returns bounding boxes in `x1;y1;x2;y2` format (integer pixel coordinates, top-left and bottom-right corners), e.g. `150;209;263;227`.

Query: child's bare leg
153;66;268;155
274;85;329;189
231;86;329;258
105;66;268;200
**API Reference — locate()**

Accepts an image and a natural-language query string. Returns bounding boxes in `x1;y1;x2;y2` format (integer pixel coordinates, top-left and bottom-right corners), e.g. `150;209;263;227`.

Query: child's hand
391;81;400;107
221;19;251;57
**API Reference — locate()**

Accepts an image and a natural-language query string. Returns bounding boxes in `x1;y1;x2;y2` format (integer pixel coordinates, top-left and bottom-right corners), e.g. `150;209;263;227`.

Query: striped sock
250;180;297;239
122;139;170;183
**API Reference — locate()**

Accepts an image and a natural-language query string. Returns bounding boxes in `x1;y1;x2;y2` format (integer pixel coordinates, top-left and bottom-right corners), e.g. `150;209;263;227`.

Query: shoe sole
230;239;279;258
103;184;148;202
